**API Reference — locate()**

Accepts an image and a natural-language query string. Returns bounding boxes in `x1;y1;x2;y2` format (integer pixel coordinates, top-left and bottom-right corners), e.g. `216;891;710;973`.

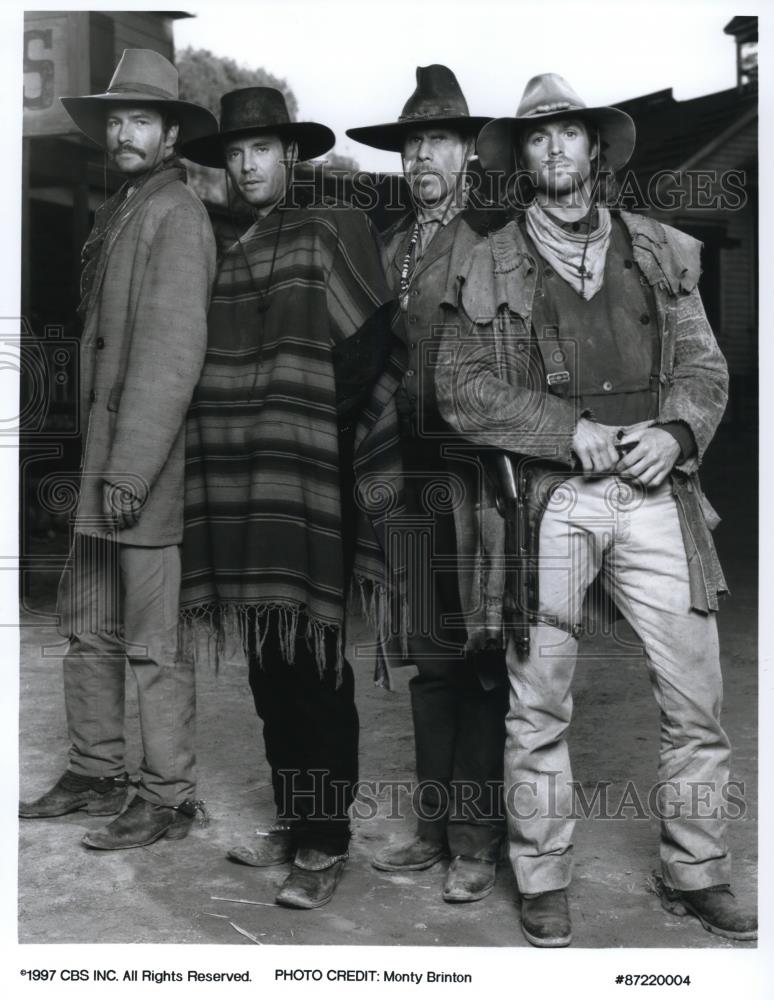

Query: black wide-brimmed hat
182;87;335;167
477;73;636;175
60;48;217;146
346;64;491;152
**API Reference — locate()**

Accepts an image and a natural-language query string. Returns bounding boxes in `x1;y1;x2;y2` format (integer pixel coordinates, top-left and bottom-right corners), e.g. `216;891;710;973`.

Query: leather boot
372;835;447;872
227;823;294;867
443;856;496;903
520;888;572;947
275;847;348;909
81;795;208;850
655;877;757;941
19;771;128;818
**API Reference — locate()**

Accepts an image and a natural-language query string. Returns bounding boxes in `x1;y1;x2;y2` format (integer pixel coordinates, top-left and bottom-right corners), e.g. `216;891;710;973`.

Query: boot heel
164;818;193;841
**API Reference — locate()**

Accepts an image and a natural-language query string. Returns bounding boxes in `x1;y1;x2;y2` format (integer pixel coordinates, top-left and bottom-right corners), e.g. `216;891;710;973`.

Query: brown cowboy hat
477;73;636;175
60;48;217;146
182;88;335;167
346;64;491;152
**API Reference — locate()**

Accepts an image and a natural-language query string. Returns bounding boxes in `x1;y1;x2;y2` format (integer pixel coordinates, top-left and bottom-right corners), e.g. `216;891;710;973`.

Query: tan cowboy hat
60;48;217;146
182;88;335;167
346;64;491;152
477;73;636;175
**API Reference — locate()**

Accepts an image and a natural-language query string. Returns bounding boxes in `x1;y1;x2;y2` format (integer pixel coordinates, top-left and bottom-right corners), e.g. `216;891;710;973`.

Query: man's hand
102;481;144;530
615;425;681;487
572;418;620;477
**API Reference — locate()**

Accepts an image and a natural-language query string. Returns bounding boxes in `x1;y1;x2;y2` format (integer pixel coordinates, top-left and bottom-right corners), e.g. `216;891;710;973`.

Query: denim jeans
58;535;196;806
504;476;731;893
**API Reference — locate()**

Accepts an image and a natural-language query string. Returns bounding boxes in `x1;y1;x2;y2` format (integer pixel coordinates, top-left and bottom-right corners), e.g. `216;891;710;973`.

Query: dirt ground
17;427;758;949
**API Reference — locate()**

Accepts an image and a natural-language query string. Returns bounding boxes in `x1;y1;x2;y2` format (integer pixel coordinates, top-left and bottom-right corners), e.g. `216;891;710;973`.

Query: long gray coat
74;165;216;546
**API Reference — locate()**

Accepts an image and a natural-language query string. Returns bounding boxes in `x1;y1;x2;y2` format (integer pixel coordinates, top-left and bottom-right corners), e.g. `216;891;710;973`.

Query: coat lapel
385;210;465;287
85;165;186;315
411;212;463;281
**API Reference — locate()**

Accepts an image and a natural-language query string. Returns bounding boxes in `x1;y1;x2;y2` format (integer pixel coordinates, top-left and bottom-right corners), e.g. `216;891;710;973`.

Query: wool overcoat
74;165;217;545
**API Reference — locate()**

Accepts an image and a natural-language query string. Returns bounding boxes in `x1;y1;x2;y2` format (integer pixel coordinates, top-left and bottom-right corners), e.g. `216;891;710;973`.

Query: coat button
409;316;417;324
624;259;633;269
640;314;650;325
406;369;415;378
96;337;105;349
543;267;553;278
602;380;613;392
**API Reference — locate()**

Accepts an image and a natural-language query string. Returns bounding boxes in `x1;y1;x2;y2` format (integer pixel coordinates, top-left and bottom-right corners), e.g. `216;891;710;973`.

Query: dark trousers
248;618;359;855
402;435;508;860
411;665;508;859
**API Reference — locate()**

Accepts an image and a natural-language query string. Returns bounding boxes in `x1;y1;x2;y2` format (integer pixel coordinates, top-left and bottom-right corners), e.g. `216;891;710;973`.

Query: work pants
504;477;731;893
58;534;196;806
403;436;507;860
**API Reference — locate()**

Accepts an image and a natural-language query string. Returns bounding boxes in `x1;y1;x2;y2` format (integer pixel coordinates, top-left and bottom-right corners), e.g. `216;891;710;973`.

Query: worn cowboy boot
227;822;295;867
372;834;447;872
443;856;497;903
82;795;208;850
275;848;348;909
19;771;129;818
655;877;757;941
520;888;573;947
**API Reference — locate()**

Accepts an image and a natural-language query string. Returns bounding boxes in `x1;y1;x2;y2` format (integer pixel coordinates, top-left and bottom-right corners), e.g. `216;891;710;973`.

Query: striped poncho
180;204;405;674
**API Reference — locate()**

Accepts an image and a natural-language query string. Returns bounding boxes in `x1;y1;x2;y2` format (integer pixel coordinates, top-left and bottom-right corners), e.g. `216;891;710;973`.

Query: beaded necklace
398;222;420;310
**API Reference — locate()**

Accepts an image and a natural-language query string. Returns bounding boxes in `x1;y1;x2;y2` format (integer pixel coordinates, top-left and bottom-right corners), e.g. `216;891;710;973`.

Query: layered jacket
435;209;729;650
380;208;487;429
74;164;216;546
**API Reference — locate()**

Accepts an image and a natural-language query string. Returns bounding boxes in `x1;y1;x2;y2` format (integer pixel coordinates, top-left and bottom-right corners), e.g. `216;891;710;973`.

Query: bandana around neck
525;201;612;300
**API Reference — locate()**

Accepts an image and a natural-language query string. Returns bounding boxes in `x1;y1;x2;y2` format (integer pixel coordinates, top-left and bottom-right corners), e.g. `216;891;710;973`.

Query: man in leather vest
436;74;756;944
348;66;509;904
19;50;217;849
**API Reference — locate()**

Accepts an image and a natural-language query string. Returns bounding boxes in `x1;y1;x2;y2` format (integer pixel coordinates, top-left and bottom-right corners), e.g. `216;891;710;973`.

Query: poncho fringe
178;574;406;686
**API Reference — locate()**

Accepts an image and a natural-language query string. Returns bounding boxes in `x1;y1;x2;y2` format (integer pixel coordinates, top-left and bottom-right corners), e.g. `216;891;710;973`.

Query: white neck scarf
525;201;612;300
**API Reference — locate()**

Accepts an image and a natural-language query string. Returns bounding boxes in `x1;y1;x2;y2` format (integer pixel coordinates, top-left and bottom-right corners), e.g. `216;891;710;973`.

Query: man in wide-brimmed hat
19;49;218;849
437;73;755;945
180;88;405;909
348;66;510;905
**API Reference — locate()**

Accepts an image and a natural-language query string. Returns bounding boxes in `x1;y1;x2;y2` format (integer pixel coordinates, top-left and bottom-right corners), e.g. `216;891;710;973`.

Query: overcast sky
174;0;744;172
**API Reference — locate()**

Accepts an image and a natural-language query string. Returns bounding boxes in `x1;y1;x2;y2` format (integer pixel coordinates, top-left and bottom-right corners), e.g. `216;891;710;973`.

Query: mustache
112;144;146;159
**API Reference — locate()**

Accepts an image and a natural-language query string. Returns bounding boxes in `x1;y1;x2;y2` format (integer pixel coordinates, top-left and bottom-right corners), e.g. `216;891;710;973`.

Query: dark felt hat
60;48;217;146
477;72;636;174
182;87;335;167
346;64;491;152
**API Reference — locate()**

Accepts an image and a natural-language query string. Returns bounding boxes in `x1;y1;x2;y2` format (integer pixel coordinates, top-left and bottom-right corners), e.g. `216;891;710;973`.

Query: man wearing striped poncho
181;88;405;909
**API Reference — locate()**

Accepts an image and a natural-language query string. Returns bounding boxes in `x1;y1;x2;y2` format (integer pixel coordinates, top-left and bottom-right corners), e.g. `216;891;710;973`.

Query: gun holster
486;451;532;658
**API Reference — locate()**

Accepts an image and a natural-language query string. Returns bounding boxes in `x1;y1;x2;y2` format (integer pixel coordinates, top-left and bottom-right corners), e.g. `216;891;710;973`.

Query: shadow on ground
17;427;757;948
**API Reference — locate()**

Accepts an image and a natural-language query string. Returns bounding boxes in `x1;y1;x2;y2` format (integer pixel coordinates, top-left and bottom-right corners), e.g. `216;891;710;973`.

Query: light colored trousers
57;535;195;806
504;476;731;894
